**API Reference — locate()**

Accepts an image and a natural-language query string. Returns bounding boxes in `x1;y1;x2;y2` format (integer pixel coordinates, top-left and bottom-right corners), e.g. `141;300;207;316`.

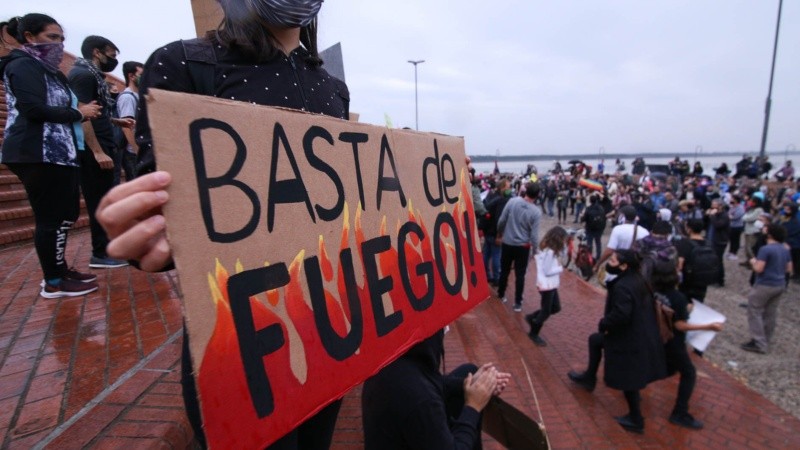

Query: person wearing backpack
676;219;719;303
116;61;143;182
651;261;723;430
582;194;606;260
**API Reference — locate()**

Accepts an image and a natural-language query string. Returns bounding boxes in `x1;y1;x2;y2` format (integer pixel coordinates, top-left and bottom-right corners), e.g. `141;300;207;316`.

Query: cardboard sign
147;89;489;449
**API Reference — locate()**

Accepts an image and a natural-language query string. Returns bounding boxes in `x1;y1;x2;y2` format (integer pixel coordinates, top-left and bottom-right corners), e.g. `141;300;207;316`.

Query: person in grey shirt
495;182;542;311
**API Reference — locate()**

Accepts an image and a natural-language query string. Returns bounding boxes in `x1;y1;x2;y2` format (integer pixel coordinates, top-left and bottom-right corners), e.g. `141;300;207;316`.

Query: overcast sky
11;1;799;156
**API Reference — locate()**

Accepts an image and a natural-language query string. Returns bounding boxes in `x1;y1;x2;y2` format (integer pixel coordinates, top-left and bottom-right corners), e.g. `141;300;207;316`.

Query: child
526;226;568;346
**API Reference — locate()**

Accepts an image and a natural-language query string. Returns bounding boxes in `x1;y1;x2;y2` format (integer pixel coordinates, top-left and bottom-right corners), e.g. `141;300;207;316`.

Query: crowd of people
471;153;796;432
3;3;797;447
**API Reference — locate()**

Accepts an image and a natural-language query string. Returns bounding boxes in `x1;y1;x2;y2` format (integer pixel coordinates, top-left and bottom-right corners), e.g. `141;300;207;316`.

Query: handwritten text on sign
147;89;489;449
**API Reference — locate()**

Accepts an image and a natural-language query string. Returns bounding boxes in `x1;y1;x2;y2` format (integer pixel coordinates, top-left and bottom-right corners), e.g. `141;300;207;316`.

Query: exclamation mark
463;211;478;287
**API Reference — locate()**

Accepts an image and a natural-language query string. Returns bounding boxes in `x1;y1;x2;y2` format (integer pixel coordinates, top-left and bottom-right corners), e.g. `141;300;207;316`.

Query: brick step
0;189;30;208
0;199;87;224
0;214;90;246
0;173;22;192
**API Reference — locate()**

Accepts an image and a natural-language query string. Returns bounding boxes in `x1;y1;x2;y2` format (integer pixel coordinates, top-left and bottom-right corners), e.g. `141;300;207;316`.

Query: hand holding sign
98;171;173;272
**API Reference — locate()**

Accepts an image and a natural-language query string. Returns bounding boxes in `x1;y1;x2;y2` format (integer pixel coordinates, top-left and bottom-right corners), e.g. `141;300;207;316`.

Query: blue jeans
483;235;502;283
546;199;555;216
574;203;585;223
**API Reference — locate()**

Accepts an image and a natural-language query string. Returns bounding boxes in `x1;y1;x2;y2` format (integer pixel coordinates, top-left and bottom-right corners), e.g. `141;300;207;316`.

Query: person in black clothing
483;179;511;285
96;1;349;448
568;249;666;433
705;199;730;286
362;329;510;449
676;219;711;302
582;194;606;260
0;13;102;297
651;261;723;430
68;35;133;269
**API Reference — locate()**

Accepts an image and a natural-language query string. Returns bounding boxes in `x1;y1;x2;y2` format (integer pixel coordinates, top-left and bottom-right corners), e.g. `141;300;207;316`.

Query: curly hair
539;225;567;253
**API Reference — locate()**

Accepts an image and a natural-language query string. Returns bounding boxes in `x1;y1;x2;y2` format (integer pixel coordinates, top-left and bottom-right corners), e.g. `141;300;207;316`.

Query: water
471;152;798;178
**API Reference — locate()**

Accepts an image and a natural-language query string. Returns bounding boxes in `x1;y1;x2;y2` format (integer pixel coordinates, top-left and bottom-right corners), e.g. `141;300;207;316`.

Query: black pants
497;244;530;304
667;343;696;416
586;332;605;377
8;163;80;280
728;226;743;255
529;289;561;336
181;328;341;449
585;230;603;260
78;149;115;258
122;150;137;182
713;243;727;284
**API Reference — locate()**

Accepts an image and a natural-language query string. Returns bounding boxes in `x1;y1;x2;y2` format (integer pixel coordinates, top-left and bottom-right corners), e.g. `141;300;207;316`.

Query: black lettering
190;119;259;243
398;221;434;311
304;126;344;222
376;134;407;210
304;251;363;361
362;236;403;336
422;140;443;207
433;212;463;295
338;132;369;210
227;264;290;418
441;150;458;204
268;123;315;232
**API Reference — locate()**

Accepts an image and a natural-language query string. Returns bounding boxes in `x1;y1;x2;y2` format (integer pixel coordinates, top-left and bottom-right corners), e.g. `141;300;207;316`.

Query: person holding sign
96;0;348;448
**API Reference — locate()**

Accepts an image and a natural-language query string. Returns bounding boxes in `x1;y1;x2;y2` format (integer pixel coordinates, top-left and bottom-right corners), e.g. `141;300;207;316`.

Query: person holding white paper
652;261;723;430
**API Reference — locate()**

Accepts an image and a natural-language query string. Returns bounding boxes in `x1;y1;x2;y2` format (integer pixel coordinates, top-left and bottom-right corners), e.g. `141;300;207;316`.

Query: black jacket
599;270;666;390
362;330;481;449
0;50;82;166
135;39;350;174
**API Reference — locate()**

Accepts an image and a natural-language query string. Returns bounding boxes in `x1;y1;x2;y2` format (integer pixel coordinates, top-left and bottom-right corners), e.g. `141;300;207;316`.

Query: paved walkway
1;231;798;449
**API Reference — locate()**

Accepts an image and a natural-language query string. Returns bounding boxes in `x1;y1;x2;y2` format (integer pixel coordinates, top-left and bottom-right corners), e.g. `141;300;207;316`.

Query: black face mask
605;263;623;275
99;55;118;73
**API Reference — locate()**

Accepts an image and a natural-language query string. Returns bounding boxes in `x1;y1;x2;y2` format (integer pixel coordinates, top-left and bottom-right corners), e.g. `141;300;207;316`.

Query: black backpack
584;205;606;232
683;240;719;286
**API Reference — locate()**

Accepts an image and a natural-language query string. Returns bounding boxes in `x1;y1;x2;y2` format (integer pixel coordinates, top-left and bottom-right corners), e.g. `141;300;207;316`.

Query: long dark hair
212;0;321;66
1;13;59;46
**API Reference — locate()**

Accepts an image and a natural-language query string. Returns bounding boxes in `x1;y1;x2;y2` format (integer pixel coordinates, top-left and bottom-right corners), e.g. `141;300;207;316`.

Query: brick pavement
1;230;799;449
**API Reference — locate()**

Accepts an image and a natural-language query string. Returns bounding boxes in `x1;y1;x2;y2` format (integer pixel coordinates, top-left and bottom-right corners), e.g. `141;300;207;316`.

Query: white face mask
753;220;764;230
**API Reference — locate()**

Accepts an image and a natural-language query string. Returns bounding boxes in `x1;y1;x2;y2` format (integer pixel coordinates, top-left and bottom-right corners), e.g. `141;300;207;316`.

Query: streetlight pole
408;60;425;130
758;0;784;159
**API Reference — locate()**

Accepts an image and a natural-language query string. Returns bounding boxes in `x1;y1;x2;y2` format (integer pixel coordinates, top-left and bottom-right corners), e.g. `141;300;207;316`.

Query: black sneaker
614;415;644;434
740;340;767;354
513;303;522;312
669;412;704;430
567;370;596;392
89;256;129;269
41;279;98;299
529;334;547;347
65;268;98;283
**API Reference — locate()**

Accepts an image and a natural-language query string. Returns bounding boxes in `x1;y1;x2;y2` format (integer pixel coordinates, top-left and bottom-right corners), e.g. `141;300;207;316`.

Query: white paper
685;301;726;352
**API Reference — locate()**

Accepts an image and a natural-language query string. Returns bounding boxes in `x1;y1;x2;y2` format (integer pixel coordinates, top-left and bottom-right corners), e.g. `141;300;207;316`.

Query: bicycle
559;228;595;280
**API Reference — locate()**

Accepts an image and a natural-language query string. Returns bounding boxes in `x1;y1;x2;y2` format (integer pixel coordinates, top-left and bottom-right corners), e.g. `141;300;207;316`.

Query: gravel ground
536;211;800;419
